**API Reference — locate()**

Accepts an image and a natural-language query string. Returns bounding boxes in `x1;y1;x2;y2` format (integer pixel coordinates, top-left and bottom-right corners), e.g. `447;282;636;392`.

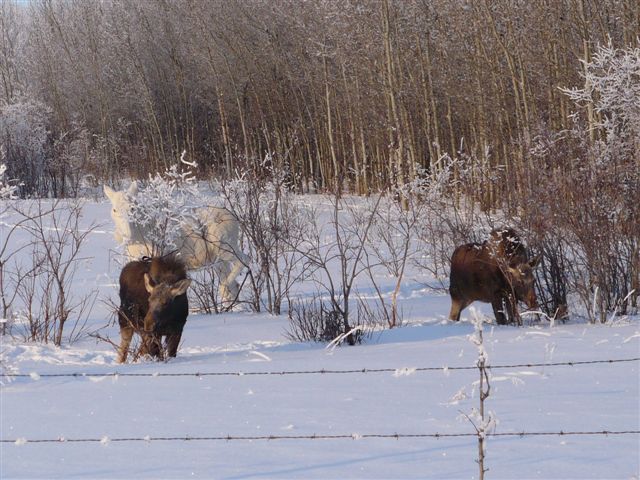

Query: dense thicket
1;0;638;320
0;0;638;195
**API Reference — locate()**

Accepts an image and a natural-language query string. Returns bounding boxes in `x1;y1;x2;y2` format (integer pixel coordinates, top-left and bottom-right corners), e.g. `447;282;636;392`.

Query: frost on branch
468;307;489;368
0;163;18;200
0;99;51;197
396;156;456;201
447;386;468;405
465;307;495;480
562;41;640;162
466;407;498;441
128;151;200;255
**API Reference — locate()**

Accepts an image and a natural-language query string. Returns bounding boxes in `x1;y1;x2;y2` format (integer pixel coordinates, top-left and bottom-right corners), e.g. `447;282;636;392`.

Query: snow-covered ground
1;199;639;479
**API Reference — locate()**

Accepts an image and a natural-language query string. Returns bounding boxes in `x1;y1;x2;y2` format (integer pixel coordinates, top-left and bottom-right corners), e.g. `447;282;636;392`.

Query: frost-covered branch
128;152;200;254
0;164;18;200
467;307;497;480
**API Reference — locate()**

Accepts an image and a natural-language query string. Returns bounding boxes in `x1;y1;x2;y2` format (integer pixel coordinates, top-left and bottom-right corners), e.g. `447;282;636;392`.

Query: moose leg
448;297;465;321
117;326;134;363
492;298;508;325
165;332;183;358
215;260;233;304
505;295;520;326
217;248;249;304
225;250;249;300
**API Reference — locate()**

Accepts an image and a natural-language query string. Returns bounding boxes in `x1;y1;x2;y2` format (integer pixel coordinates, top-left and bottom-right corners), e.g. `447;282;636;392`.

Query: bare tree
9;200;97;345
221;159;311;314
365;194;424;328
295;192;380;345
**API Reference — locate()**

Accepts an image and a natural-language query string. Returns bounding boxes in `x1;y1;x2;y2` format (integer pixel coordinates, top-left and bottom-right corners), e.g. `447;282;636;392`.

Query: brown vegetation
0;0;637;193
0;0;637;323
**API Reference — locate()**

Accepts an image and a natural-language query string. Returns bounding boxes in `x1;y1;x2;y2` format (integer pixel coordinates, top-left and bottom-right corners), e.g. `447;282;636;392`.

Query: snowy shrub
511;42;640;322
128;152;200;255
293;193;381;345
0;100;94;198
286;295;344;343
189;264;224;314
365;193;422;328
0;99;51;197
562;41;640;164
49;123;94;197
8;200;97;345
221;156;310;314
0;163;17;200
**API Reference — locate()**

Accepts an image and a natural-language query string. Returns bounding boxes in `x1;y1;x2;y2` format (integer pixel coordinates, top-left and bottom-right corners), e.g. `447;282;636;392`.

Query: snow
1;198;639;479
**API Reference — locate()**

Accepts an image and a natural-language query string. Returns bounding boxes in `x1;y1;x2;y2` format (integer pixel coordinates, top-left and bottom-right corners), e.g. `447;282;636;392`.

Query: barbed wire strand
3;430;639;444
3;357;639;379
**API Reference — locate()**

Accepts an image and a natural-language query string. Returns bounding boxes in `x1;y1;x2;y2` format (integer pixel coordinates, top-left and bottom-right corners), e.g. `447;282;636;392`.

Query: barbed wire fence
3;356;638;379
3;430;639;444
2;356;639;449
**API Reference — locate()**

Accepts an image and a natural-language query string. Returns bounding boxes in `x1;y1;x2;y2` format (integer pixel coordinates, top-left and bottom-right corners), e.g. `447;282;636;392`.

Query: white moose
104;182;248;303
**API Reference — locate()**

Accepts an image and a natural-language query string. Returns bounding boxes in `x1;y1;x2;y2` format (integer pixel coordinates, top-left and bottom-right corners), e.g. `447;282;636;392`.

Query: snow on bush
562;41;640;162
0;163;17;199
0;99;52;196
128;151;200;254
221;156;308;314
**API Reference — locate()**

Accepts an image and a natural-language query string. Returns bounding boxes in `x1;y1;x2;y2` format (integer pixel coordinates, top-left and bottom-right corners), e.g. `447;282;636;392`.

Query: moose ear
144;273;155;294
529;255;541;268
507;266;521;278
103;185;115;200
127;181;138;196
170;279;191;297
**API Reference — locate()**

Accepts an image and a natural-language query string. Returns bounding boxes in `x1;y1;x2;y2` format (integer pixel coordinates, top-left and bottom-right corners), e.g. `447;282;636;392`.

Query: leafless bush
0;101;96;198
513;118;639;322
188;264;245;314
364;193;423;328
294;192;380;345
286;295;345;344
0;100;51;197
0;200;37;335
7;200;98;345
286;293;381;345
532;235;570;321
220;158;311;314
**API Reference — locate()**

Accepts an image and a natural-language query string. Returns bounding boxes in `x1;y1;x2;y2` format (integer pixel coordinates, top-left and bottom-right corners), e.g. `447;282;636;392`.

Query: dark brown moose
448;228;539;325
117;256;191;363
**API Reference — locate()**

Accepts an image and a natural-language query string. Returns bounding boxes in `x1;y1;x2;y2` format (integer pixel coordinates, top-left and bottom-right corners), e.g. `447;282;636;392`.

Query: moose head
504;256;541;310
104;182;138;245
143;273;191;333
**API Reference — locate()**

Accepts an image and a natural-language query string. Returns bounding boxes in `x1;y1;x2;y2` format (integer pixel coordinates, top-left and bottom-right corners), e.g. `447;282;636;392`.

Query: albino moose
448;228;540;325
104;182;248;303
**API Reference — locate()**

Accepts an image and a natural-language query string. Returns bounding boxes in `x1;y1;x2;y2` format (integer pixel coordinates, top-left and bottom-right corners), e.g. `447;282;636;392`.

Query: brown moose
448;228;540;325
117;255;191;363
